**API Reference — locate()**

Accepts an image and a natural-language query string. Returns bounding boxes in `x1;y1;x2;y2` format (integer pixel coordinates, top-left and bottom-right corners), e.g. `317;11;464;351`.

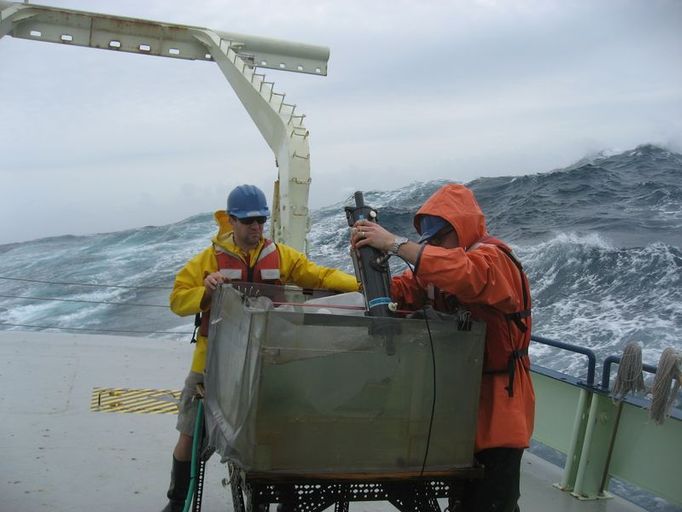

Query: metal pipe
560;388;590;490
572;394;600;497
601;354;658;390
531;335;597;386
599;400;624;492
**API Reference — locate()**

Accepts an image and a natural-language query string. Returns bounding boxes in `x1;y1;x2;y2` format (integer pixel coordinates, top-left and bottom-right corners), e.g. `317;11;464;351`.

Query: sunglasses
236;216;267;225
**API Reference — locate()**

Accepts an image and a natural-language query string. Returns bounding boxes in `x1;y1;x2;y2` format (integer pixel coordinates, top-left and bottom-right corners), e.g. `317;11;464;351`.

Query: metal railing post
557;388;591;491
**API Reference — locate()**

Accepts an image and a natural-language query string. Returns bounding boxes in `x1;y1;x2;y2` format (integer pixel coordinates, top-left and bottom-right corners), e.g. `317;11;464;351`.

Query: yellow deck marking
91;387;181;414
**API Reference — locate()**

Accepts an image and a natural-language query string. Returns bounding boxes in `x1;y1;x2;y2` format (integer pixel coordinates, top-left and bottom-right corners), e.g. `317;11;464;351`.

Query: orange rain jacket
391;184;535;452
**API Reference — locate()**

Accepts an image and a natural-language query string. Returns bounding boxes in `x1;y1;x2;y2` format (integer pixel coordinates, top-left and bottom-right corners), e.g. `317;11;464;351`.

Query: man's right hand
201;272;228;309
203;271;226;293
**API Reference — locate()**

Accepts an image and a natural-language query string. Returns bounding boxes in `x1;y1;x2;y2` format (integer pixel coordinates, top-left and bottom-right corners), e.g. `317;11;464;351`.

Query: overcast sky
1;0;681;244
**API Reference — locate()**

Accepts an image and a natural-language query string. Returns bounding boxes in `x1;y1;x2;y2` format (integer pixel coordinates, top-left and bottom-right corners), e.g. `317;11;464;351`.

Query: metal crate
204;285;485;476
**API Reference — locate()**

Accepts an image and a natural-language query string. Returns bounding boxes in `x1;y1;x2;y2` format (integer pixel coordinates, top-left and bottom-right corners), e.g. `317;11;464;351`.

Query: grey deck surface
0;331;646;512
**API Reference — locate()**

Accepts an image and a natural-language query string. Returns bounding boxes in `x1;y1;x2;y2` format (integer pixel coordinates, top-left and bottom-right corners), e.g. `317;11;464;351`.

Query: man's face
428;227;460;249
230;216;266;249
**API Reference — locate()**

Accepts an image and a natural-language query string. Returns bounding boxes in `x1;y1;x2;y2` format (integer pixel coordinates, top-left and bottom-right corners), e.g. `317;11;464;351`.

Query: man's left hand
352;220;394;252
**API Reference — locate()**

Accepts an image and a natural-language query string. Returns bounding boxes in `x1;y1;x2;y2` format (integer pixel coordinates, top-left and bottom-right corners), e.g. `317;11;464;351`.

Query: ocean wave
521;235;681;373
1;145;680;381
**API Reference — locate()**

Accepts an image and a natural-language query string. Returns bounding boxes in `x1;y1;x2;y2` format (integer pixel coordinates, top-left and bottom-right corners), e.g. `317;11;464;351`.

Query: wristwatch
389;236;409;255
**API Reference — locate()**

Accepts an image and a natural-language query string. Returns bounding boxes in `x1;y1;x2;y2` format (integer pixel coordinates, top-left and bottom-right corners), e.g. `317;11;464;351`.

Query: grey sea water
1;144;681;511
1;144;680;381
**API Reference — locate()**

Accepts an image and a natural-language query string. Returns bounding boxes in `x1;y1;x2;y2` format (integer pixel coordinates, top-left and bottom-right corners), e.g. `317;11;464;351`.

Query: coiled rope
611;341;645;401
649;347;681;425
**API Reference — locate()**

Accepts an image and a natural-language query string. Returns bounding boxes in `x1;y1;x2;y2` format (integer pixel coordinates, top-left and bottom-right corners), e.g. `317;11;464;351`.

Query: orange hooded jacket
391;184;535;452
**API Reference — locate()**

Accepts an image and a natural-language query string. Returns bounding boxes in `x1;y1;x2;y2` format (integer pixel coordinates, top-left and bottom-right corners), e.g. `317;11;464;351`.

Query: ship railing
531;335;597;386
529;335;681;508
600;355;658;390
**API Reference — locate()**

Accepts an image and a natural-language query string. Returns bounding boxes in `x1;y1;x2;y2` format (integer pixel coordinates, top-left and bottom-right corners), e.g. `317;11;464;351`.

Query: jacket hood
212;210;234;250
211;210;267;256
414;184;487;249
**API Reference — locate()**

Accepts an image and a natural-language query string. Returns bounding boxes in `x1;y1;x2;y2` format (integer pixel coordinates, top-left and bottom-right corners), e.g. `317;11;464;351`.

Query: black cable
375;251;415;274
0;322;190;335
394;253;415;273
0;275;172;290
373;249;436;474
369;249;435;475
0;293;168;308
419;306;438;477
378;249;435;475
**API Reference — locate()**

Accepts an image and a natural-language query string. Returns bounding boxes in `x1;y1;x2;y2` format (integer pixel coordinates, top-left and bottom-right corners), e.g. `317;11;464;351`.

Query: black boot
161;456;191;512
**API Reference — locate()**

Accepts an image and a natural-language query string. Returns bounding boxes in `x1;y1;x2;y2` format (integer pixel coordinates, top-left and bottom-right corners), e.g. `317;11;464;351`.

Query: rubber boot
161;456;191;512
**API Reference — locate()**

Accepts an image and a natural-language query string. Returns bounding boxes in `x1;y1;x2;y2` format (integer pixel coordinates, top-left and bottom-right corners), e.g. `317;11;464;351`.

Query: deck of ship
0;331;647;512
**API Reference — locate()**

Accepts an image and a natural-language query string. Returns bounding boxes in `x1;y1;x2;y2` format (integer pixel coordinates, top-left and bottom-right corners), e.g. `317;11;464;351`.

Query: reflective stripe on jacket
198;239;282;336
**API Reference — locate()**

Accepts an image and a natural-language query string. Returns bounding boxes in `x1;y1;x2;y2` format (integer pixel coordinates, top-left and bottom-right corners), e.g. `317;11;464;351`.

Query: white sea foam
1;147;680;389
525;235;682;376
